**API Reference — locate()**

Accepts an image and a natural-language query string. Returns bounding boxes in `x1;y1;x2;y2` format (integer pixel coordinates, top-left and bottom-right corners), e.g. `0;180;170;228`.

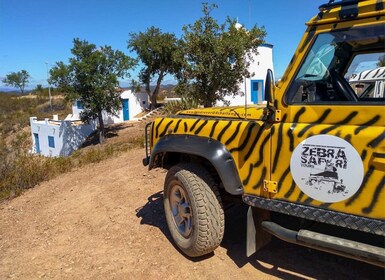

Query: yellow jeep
143;0;385;267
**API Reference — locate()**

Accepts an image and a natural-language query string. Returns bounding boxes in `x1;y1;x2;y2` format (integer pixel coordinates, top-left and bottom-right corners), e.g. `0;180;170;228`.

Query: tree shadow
81;123;133;147
135;192;384;279
105;123;132;139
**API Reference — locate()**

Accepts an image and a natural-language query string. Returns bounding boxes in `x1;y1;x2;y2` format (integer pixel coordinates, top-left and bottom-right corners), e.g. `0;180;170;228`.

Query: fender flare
150;135;243;195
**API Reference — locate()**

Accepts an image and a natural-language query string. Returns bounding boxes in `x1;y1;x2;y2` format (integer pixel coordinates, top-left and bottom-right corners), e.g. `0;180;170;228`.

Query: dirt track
0;148;384;279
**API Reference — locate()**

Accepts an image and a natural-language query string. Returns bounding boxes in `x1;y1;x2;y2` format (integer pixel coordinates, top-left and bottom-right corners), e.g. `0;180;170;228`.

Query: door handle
371;152;385;171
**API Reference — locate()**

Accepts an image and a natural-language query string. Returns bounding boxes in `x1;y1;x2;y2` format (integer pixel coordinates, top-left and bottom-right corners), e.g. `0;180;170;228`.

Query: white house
70;90;149;123
30;90;149;157
30;116;96;157
218;43;274;106
109;90;149;123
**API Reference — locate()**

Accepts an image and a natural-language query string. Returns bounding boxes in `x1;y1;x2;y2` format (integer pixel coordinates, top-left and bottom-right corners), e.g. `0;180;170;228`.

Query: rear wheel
163;163;224;257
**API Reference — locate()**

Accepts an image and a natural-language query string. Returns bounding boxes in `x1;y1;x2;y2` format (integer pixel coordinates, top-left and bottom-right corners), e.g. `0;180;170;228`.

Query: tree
2;70;30;95
377;54;385;67
130;79;141;93
178;3;266;107
128;27;182;109
50;38;136;143
34;84;44;93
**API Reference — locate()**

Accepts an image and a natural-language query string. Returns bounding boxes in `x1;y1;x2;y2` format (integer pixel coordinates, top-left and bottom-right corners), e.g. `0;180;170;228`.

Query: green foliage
34;84;44;93
377;54;385;67
178;3;266;107
2;70;30;95
130;79;141;93
128;27;182;109
49;38;137;143
163;95;199;115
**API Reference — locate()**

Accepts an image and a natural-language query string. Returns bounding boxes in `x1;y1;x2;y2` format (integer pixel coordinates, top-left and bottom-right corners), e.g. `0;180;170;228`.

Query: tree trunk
150;71;165;110
145;81;157;110
97;111;105;144
150;94;157;110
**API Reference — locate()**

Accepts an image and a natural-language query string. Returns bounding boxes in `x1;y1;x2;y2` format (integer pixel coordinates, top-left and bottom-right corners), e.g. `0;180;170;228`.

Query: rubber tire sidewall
163;163;224;257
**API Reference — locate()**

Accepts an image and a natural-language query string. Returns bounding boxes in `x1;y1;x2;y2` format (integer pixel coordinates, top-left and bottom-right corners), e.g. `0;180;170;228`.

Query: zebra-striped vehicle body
144;0;385;266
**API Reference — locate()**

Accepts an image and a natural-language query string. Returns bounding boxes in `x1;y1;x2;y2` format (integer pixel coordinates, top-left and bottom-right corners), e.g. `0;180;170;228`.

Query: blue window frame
48;136;55;148
76;100;84;109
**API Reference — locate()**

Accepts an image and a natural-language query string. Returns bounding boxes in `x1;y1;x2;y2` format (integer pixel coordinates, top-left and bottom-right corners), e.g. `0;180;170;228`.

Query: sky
0;0;326;90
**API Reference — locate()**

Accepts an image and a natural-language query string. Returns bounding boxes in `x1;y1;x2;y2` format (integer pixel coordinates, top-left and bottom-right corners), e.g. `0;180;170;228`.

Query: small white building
219;43;274;106
30;90;149;157
70;90;149;124
30;116;96;157
110;90;149;122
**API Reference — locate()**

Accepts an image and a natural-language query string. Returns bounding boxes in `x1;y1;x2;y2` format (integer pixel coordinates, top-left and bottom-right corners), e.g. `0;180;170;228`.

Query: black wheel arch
149;135;243;195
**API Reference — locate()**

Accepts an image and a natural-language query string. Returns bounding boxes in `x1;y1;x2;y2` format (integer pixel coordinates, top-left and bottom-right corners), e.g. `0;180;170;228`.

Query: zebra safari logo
290;135;364;203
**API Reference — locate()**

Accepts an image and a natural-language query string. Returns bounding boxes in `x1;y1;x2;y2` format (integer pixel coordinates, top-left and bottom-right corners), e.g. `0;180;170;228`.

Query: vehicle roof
349;66;385;82
307;0;385;26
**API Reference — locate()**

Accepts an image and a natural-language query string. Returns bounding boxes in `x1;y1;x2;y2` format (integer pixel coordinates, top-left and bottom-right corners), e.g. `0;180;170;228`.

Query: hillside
0;118;384;279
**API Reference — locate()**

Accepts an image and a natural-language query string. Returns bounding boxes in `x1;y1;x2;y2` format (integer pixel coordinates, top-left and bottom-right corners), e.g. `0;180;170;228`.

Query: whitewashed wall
71;90;149;124
109;90;149;123
30;117;95;157
218;44;274;106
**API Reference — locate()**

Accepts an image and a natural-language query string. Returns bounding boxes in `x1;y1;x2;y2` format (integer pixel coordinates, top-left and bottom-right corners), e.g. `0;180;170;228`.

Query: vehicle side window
347;53;385;101
286;24;385;104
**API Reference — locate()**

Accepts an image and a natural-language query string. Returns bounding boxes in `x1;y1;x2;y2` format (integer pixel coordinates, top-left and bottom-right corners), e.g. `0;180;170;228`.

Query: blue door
34;133;40;154
123;99;129;121
250;80;264;104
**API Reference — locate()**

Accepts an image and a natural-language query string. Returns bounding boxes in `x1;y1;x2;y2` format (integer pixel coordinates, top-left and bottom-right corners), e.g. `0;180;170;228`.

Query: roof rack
319;0;361;12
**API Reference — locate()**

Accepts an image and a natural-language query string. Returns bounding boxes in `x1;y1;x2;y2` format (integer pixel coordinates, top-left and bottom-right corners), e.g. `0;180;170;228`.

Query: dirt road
0;148;383;279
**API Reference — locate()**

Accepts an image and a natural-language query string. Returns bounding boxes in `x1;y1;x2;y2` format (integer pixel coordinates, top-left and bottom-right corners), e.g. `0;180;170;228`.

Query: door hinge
262;107;281;123
274;110;282;122
263;180;277;193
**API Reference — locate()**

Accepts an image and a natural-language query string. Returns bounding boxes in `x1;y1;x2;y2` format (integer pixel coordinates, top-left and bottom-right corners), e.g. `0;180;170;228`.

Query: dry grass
0;91;149;201
0;121;146;201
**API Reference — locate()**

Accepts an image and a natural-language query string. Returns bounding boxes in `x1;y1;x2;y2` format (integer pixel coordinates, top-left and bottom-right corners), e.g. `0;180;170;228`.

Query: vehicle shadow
223;203;384;280
136;192;384;279
135;191;215;261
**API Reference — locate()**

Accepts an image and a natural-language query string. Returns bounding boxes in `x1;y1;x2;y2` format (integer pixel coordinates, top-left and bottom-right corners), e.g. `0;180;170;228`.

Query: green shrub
163;96;199;115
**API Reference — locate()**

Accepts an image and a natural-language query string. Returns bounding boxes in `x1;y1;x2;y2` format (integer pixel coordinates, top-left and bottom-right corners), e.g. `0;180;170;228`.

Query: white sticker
290;135;364;203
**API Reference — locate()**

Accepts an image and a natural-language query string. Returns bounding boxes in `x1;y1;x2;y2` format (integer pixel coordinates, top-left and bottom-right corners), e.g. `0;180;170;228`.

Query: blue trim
123;99;129;121
250;79;264;104
259;43;273;49
34;133;40;153
48;136;55;148
76;100;84;109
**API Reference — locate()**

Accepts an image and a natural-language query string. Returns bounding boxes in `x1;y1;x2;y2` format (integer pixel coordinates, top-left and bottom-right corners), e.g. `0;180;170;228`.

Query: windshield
286;23;385;104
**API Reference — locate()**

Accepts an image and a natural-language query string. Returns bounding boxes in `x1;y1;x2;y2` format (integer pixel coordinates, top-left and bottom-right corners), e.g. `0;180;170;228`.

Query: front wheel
163;163;225;257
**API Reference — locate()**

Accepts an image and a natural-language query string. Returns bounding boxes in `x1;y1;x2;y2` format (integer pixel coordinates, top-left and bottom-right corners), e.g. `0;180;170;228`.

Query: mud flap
246;206;272;257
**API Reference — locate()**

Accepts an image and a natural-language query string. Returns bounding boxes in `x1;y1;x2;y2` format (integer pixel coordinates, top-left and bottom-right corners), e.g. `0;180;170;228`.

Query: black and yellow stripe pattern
150;104;384;222
269;105;385;220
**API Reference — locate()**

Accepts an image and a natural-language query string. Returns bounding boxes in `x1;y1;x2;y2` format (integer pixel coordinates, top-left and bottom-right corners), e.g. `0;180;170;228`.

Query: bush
163;96;199;115
0;92;145;201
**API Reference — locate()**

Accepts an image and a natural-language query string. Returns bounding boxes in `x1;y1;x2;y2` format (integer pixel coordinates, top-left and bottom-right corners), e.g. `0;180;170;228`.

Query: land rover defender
143;0;385;267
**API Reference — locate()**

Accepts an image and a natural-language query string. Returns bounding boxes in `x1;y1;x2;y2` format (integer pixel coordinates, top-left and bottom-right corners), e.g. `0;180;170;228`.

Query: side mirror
264;69;275;105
